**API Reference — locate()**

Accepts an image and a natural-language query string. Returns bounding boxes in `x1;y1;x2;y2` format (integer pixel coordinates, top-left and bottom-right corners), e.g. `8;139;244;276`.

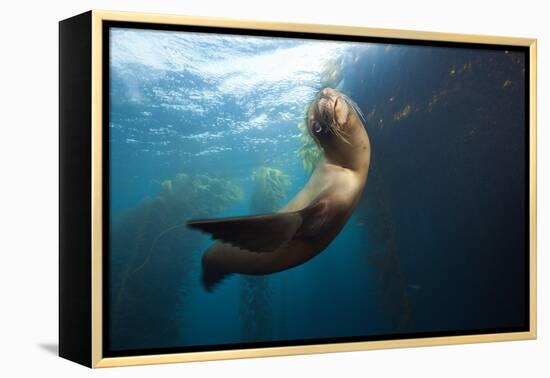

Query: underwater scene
108;27;528;353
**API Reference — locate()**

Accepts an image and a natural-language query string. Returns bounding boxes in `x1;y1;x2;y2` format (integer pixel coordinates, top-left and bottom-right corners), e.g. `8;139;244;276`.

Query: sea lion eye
312;121;323;134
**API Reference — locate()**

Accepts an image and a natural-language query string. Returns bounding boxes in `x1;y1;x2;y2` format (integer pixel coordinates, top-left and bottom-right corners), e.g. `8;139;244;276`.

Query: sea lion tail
201;256;232;292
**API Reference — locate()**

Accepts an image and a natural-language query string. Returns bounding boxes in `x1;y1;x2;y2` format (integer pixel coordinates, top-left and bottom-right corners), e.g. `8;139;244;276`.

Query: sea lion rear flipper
187;212;303;253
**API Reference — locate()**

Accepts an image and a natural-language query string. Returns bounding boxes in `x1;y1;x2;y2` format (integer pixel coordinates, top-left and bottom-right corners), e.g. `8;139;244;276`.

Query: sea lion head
307;88;370;170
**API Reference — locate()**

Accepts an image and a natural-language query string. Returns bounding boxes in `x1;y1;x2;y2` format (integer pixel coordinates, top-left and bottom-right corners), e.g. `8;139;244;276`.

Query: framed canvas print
59;10;537;368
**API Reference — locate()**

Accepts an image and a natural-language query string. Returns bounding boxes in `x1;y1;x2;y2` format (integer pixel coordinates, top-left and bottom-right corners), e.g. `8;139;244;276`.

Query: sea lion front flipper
187;212;303;253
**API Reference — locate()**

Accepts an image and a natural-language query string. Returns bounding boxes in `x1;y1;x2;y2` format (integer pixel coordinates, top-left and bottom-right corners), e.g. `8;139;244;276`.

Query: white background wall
0;0;546;376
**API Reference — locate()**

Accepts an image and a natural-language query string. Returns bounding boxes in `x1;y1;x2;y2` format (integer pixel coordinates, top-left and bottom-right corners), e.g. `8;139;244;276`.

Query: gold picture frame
59;9;537;368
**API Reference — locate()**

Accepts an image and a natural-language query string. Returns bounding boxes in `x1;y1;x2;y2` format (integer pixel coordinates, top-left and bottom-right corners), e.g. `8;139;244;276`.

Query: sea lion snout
321;87;338;97
309;88;352;141
316;88;339;113
333;97;349;126
315;88;350;126
308;88;370;170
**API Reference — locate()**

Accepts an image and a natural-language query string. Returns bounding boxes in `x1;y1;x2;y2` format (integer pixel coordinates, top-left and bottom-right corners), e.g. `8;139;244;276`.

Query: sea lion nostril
322;88;335;97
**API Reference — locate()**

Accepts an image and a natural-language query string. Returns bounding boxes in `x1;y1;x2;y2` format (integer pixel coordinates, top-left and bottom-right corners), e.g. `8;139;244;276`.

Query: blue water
108;27;527;353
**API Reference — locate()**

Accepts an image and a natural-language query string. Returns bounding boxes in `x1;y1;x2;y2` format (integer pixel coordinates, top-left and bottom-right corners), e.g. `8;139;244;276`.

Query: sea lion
188;88;371;291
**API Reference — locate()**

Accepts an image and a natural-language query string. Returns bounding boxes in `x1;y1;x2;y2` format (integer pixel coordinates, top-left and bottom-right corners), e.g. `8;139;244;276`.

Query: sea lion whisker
342;94;367;125
331;123;352;145
338;133;352;145
327;121;338;136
